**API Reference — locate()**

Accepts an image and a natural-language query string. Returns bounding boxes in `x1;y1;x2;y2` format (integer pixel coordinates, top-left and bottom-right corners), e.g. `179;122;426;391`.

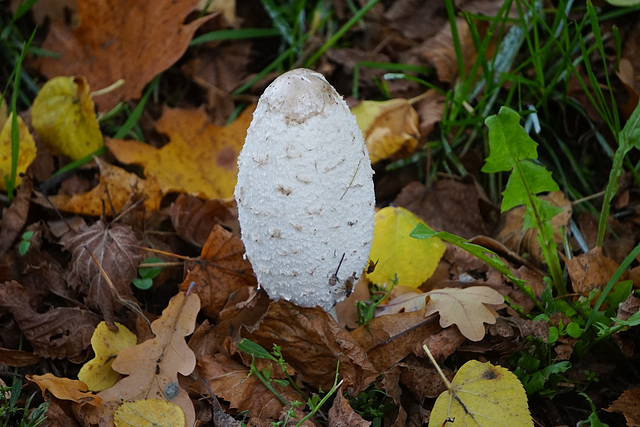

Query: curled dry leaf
605;388;640;426
0;281;100;362
27;373;102;409
180;224;257;319
169;194;240;247
243;300;378;395
198;353;301;420
82;290;200;427
62;221;141;329
328;385;371;427
567;246;620;295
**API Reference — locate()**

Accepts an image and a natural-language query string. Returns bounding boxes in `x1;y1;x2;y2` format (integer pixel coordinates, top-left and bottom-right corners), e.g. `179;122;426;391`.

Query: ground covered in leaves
2;0;640;426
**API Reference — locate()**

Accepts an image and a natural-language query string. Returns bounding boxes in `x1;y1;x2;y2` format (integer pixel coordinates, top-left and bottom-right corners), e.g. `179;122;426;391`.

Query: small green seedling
0;378;49;427
132;257;163;290
18;231;34;256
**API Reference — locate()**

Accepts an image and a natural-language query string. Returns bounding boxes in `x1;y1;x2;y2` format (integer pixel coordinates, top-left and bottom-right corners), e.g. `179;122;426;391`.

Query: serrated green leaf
482;107;538;173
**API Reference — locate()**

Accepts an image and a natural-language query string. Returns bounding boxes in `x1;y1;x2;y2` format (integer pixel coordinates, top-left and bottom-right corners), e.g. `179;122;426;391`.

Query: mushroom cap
235;68;375;310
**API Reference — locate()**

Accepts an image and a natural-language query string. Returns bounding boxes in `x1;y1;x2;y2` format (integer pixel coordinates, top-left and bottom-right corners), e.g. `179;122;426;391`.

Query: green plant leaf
237;338;277;361
482;107;539;173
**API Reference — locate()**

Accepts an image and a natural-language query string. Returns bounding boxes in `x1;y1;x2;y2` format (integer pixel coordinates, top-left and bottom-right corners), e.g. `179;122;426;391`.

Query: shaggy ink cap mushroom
235;68;375;310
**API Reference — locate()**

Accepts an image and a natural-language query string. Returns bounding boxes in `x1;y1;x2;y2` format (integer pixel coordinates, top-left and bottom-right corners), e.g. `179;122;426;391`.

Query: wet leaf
31;76;103;159
27;373;102;409
107;104;255;199
62;221;141;329
366;206;445;288
352;98;419;164
0;113;36;190
78;322;137;391
429;360;533;427
114;399;184;427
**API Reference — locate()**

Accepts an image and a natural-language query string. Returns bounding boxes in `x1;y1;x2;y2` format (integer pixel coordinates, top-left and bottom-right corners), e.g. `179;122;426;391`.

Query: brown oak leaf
61;221;141;330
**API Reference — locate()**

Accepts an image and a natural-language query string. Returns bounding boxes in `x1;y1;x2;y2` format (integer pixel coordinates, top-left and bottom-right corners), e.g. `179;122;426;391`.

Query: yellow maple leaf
114;399;184;427
0;113;37;190
48;157;163;216
107;104;255;199
352;99;419;164
429;360;533;427
78;321;137;392
31;76;104;160
366;206;445;288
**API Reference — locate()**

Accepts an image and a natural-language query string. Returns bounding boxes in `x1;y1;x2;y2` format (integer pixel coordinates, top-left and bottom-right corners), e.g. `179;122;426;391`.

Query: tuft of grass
0;378;48;427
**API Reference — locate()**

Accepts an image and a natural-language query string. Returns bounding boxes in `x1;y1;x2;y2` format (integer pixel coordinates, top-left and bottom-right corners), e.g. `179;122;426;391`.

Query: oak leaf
27;373;102;409
83;290;200;427
62;221;141;329
31;76;103;160
0;113;36;190
107;104;255;199
180;224;257;319
49;157;162;216
35;0;213;111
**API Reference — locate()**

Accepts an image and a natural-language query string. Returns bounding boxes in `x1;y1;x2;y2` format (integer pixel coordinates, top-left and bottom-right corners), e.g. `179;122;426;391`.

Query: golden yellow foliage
352;99;419;164
0;113;36;190
114;399;184;427
27;373;102;409
78;321;137;391
429;360;533;427
31;76;104;160
366;206;445;288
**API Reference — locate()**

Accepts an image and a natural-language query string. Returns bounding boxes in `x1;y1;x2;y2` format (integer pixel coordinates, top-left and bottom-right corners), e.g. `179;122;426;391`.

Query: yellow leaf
425;287;503;342
0;113;37;190
78;321;137;392
429;360;533;427
31;76;104;160
107;104;255;199
27;373;102;409
114;399;184;427
366;206;445;288
352;99;419;164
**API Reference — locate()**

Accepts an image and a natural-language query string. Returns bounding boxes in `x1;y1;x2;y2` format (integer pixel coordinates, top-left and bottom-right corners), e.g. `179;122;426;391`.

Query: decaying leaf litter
2;0;640;426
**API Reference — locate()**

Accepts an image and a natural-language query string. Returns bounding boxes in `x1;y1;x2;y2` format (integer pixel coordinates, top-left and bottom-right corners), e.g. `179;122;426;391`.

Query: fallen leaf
62;221;141;329
425;287;503;342
0;113;37;190
31;76;103;160
35;0;213;111
567;246;620;295
399;355;452;400
83;290;200;426
49;157;163;216
0;176;32;257
0;347;40;367
27;373;102;409
107;104;255;199
114;399;185;427
428;360;533;427
78;321;137;391
605;388;640;426
352;98;419;164
169;195;240;247
366;206;446;288
198;352;300;419
328;385;371;427
0;281;100;362
180;224;257;319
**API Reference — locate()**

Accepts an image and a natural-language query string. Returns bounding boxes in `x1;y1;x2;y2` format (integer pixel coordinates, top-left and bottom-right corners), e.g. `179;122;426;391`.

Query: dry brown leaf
107;104;255;199
198;353;300;420
62;221;141;330
180;225;257;319
424;286;503;342
0;281;100;362
328;385;371;427
399;355;452;400
0;347;40;367
605;388;640;426
242;300;378;395
352;308;440;372
0;176;32;257
35;0;213;111
169;195;240;247
82;290;200;426
567;246;620;295
49;157;162;217
28;373;102;409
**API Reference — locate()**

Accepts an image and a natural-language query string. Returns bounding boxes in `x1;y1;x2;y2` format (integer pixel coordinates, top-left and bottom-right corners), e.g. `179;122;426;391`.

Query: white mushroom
235;68;375;310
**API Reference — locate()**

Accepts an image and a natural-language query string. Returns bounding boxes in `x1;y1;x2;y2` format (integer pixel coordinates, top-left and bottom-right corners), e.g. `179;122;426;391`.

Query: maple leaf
107;105;255;199
49;157;162;217
35;0;213;111
61;221;141;329
180;225;257;319
0;281;100;363
82;290;200;426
